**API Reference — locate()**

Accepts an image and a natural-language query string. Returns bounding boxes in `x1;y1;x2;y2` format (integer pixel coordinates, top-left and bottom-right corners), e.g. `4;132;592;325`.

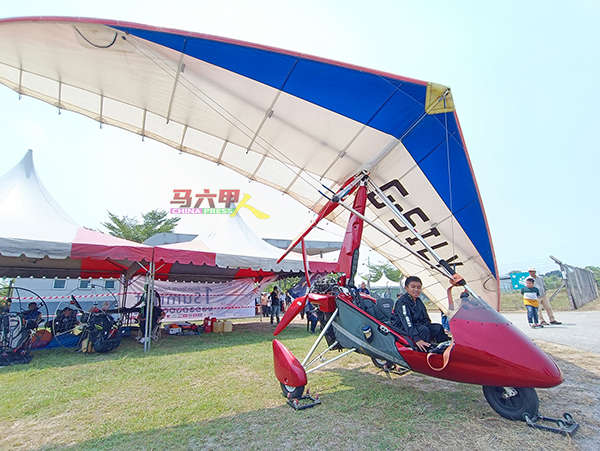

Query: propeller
273;295;308;336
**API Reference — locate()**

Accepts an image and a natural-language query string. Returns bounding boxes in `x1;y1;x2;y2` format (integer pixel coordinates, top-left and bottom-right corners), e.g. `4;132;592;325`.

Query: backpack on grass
85;312;121;353
0;313;32;366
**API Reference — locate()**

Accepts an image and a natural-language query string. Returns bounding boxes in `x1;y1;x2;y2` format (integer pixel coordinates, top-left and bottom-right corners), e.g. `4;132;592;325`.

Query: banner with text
128;276;277;321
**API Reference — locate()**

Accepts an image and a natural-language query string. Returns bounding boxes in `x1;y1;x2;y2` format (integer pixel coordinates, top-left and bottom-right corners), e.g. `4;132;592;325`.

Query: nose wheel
482;386;539;421
280;383;305;399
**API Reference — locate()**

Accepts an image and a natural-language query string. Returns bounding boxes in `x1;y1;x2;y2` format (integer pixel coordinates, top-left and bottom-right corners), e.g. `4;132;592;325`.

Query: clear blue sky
1;0;599;275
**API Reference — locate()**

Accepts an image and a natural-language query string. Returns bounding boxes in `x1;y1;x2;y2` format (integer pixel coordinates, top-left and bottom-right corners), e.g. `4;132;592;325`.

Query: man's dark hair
404;276;422;288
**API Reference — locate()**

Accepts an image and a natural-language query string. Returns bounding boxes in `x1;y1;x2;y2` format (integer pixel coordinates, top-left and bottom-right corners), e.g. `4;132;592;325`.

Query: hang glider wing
0;17;499;309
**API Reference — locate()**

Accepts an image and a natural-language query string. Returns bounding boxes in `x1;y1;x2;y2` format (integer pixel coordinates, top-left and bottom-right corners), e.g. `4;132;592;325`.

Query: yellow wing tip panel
425;83;455;114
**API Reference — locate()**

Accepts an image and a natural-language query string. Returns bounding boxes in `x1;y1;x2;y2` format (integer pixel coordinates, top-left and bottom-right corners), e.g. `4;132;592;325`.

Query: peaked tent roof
153;212;335;282
0;151;332;283
0;150;153;278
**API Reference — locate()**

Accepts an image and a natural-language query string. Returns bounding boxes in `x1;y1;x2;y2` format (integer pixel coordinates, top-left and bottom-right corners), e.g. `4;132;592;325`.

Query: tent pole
120;274;127;310
144;260;156;352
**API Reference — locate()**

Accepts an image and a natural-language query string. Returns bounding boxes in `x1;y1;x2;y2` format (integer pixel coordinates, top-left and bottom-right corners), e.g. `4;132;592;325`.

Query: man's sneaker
540;321;549;326
550;320;562;325
428;340;452;354
536;323;544;328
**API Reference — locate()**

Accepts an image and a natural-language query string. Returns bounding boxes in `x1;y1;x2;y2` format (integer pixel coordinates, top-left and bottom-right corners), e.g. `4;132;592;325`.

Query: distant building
499;275;513;292
11;277;120;318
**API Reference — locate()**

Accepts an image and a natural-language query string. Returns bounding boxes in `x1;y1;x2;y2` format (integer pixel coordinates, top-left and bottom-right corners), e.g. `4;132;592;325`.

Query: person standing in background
260;292;269;319
359;282;370;295
270;287;281;325
521;277;542;328
527;267;561;325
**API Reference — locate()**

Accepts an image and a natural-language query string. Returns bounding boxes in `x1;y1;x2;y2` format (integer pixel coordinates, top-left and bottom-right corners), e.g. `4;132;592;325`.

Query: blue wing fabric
0;18;499;308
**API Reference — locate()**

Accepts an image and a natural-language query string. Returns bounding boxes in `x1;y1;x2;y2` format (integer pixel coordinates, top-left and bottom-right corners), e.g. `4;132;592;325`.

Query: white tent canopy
153;212;336;280
0;150;335;282
0;150;153;279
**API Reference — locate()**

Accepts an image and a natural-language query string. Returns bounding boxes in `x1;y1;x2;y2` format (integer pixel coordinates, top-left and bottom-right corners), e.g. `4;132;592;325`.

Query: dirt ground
359;339;600;451
532;341;600;450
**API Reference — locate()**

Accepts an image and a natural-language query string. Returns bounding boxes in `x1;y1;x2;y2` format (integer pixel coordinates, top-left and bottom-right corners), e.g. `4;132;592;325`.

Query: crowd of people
258;287;293;324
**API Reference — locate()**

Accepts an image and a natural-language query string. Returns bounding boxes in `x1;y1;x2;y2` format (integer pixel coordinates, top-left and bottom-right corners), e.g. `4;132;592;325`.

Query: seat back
374;298;394;322
0;313;33;365
88;312;121;353
359;297;393;323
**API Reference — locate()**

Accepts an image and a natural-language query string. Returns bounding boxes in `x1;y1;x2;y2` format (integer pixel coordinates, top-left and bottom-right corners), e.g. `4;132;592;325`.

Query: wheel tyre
280;382;304;399
371;356;393;371
482;386;539;421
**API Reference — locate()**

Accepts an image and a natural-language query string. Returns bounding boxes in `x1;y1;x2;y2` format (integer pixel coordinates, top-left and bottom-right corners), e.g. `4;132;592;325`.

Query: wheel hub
502;387;518;399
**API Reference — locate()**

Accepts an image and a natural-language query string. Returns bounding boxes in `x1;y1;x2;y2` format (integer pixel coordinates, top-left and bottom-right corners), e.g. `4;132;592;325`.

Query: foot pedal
523;412;579;436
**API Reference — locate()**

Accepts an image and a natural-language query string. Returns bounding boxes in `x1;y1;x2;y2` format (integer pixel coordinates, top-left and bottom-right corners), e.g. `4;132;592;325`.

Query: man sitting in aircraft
390;276;449;352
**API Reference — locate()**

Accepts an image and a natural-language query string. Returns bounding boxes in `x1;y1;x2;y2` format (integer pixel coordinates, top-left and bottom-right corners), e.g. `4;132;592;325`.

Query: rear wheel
280;383;304;399
482;386;539;421
371;356;395;371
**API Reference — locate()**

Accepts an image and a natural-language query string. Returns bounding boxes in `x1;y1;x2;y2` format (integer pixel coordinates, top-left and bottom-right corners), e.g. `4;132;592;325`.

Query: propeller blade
70;295;84;312
276;175;361;264
276;201;339;264
273;295;307;336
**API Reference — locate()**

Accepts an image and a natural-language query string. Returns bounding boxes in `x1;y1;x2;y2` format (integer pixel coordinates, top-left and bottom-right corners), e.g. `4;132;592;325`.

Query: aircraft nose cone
450;316;563;388
501;322;563;387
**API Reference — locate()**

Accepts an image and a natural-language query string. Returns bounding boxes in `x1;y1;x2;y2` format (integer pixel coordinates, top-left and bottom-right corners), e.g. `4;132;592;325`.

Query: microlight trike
0;17;578;433
272;176;576;434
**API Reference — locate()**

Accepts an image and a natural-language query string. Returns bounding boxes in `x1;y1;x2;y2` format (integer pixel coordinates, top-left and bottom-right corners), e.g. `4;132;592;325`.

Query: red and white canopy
0;150;334;282
153;213;335;282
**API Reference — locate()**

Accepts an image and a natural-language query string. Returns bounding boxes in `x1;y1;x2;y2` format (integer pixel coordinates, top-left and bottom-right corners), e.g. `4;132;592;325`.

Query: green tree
584;266;600;287
0;278;13;312
542;274;562;290
268;276;301;294
361;264;383;283
101;209;180;243
543;270;561;278
382;264;401;283
360;262;402;283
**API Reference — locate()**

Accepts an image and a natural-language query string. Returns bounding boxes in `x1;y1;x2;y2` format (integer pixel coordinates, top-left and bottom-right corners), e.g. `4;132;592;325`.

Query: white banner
128;276;277;321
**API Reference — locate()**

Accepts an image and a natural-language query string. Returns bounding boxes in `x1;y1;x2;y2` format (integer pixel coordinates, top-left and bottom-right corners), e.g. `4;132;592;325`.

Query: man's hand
415;339;431;352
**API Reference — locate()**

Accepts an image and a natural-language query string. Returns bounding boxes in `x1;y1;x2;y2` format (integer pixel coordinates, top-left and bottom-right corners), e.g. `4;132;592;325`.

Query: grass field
498;289;572;312
0;293;595;450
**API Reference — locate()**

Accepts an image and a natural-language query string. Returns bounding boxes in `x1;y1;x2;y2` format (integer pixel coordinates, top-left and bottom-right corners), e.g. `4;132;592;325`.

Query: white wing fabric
0;17;499;309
